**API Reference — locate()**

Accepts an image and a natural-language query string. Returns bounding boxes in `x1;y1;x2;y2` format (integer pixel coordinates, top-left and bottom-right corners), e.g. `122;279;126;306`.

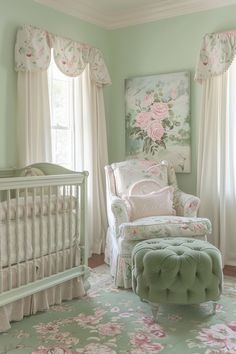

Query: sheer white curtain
15;25;111;256
197;61;236;265
73;66;108;254
17;71;52;166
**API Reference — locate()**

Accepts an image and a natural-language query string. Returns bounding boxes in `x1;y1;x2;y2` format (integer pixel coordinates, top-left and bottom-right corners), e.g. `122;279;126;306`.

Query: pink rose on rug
151;102;169;120
48;332;80;346
130;332;151;346
135;112;152;130
197;324;236;349
228;321;236;332
75;309;105;325
33;322;59;335
98;322;122;336
205;350;236;354
141;342;164;352
76;343;116;354
146;121;164;141
110;306;120;312
149;324;166;338
31;347;73;354
142;315;155;326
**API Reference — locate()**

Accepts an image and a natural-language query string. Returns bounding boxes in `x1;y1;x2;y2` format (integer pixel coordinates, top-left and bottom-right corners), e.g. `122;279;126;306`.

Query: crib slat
32;188;37;281
75;184;80;265
47;186;52;277
40;187;44;279
69;185;73;269
7;189;13;290
24;188;29;284
55;186;59;274
79;175;88;267
62;185;66;272
15;189;20;287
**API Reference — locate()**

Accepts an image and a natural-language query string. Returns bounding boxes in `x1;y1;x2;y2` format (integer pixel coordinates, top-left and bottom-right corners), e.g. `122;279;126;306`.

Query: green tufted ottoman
131;238;223;321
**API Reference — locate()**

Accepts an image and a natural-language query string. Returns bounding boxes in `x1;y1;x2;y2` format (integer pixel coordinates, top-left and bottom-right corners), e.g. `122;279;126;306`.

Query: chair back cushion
128;179;161;196
112;159;168;197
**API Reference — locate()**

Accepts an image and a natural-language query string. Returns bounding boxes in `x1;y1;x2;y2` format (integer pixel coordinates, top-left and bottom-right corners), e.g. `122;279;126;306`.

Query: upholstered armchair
104;159;212;288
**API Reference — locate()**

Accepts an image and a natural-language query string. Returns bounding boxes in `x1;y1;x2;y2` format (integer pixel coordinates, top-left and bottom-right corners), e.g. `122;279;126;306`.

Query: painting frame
125;71;191;173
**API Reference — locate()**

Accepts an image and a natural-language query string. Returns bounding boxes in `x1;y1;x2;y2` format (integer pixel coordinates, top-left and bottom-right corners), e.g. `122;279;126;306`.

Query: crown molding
35;0;236;30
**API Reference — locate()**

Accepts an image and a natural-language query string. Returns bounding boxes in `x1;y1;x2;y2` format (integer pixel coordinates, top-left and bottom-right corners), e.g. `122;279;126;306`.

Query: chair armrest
174;189;200;217
108;196;129;237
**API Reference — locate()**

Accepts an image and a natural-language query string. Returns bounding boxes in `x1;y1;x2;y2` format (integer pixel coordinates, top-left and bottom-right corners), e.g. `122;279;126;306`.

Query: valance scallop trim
15;25;111;86
195;30;236;83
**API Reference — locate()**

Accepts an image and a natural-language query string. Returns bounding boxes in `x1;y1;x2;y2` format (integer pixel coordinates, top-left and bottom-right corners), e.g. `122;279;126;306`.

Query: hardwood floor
88;253;105;268
224;265;236;277
88;254;236;276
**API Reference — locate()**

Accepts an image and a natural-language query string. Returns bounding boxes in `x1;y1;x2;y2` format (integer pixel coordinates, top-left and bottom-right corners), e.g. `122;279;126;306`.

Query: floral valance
195;30;236;83
15;25;111;86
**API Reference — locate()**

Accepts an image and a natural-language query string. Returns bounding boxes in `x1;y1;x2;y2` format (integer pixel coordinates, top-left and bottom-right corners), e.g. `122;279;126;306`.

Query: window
48;54;77;170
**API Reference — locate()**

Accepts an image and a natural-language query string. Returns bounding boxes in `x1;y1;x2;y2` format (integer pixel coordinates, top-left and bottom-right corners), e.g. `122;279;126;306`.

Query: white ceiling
35;0;236;29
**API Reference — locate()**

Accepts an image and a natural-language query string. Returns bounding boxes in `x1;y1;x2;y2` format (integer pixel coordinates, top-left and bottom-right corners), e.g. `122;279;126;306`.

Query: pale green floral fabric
15;25;111;86
174;189;200;217
110;196;129;236
195;30;236;82
106;158;212;288
119;216;211;241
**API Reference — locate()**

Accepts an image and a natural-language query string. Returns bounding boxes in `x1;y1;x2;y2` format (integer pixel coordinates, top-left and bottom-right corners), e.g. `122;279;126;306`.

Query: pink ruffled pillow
124;186;175;221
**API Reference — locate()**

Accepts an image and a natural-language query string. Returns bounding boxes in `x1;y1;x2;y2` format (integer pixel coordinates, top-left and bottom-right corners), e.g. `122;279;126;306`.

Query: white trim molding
35;0;236;29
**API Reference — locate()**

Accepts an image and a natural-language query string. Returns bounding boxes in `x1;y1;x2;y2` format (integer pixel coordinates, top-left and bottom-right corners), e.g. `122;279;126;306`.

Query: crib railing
0;172;89;307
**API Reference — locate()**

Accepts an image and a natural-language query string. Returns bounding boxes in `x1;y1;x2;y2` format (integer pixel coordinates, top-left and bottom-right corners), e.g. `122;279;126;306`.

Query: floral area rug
0;265;236;354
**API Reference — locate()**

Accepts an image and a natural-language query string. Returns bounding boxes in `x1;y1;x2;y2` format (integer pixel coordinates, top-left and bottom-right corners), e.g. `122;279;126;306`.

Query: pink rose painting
125;72;191;172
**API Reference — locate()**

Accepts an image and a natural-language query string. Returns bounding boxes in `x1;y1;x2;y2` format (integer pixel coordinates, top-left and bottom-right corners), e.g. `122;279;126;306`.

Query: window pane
52;129;73;169
48;51;80;170
51;79;70;128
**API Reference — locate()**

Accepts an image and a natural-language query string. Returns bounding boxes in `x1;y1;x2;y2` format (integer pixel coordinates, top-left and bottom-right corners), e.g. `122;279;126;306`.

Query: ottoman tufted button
176;250;184;256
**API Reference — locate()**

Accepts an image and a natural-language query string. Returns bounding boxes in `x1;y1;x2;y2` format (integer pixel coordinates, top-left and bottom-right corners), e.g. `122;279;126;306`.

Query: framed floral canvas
125;71;191;172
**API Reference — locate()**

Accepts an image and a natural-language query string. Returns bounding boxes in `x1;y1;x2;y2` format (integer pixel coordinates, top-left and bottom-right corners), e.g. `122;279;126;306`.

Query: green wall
108;5;236;193
1;1;236;194
0;0;110;168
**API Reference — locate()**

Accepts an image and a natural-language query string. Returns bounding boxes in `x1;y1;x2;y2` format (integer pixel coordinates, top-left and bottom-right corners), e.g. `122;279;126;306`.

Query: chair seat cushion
119;215;212;241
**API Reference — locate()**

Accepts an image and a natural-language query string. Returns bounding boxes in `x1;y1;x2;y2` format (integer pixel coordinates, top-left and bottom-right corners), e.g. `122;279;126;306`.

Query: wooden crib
0;163;89;331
